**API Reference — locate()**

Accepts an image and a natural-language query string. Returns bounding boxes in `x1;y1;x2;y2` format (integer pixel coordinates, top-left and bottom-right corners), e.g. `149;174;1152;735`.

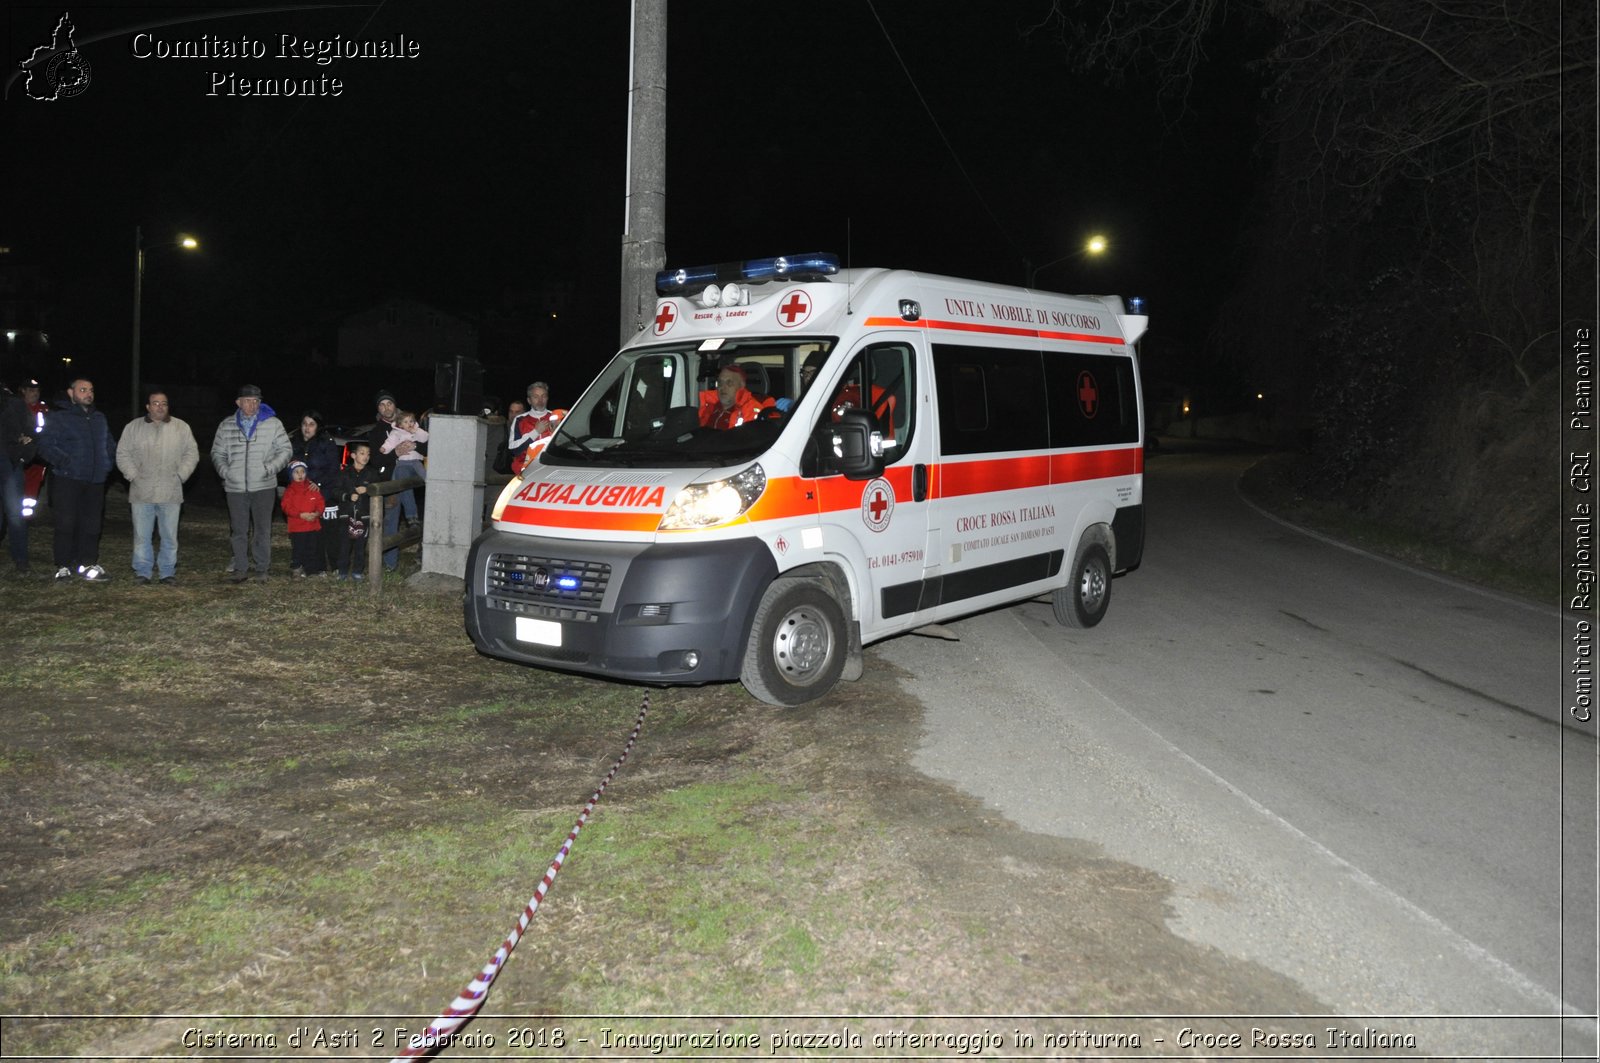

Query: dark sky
4;0;1265;423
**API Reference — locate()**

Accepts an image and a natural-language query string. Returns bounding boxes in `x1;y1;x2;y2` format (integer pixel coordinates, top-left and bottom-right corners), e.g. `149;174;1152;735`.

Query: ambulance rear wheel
741;579;846;707
1055;541;1111;629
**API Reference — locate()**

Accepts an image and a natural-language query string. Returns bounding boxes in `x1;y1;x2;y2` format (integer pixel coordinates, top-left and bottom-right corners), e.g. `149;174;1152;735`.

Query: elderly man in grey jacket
211;384;291;583
116;388;199;584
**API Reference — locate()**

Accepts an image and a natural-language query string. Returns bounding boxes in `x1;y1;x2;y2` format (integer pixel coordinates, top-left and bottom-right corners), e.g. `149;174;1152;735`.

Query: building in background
336;298;477;372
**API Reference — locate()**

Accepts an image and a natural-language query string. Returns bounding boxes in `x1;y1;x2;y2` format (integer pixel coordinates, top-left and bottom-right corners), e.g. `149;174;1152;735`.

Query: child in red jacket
280;460;327;577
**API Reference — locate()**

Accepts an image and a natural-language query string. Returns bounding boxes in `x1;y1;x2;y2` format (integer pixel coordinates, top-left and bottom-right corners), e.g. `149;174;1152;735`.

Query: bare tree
1034;0;1595;388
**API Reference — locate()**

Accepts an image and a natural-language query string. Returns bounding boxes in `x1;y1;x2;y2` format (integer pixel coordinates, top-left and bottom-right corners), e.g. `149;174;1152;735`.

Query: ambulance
465;253;1147;705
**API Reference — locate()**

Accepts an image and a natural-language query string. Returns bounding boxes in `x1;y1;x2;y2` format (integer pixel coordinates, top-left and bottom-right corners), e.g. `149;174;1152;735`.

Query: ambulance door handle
914;463;928;503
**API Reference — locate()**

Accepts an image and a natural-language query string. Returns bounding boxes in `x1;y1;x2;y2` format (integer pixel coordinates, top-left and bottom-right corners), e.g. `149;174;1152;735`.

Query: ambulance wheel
741;579;846;706
1054;541;1111;629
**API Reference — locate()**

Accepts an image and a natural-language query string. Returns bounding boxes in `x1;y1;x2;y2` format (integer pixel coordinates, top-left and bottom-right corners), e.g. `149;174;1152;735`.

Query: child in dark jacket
327;442;379;580
280;460;326;577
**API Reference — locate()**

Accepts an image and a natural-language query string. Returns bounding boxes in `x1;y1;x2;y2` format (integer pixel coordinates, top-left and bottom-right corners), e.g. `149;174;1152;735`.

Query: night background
3;0;1594;560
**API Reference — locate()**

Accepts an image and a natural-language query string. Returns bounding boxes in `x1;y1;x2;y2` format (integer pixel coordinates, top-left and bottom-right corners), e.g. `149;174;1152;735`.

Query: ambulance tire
1054;541;1111;629
741;579;847;707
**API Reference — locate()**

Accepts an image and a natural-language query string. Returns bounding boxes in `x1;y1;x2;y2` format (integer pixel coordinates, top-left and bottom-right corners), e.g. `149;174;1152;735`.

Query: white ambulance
465;253;1147;705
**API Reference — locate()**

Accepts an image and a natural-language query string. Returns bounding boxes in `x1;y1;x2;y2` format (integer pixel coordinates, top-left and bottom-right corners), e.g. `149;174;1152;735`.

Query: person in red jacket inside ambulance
697;365;765;430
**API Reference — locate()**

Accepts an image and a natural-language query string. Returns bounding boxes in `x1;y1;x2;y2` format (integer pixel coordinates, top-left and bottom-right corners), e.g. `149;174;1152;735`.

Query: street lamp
131;226;199;418
1025;234;1108;289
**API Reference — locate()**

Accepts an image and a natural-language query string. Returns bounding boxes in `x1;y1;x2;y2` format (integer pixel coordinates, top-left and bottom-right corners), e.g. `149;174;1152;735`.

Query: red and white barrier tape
391;692;651;1061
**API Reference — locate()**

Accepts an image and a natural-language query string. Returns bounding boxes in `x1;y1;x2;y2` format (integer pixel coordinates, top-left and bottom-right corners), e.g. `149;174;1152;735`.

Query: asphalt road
885;448;1597;1059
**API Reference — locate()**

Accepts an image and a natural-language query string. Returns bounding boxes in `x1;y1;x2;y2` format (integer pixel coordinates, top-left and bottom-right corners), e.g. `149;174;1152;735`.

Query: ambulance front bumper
464;529;778;684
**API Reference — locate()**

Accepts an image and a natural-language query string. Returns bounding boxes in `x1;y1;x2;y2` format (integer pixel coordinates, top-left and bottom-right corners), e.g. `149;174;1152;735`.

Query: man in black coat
365;388;401;571
35;377;117;582
366;389;399;480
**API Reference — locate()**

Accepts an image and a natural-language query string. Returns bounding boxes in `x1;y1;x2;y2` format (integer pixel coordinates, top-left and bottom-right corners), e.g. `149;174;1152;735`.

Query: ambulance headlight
489;471;526;521
659;463;767;530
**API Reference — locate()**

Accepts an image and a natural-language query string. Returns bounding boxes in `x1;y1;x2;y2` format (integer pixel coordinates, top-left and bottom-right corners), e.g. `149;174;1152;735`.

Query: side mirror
819;409;881;480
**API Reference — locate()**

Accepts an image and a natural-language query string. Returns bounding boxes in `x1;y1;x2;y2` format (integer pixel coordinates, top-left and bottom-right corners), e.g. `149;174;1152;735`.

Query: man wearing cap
35;377;118;582
116;387;199;585
212;384;291;583
366;389;401;480
507;381;563;474
365;389;402;571
0;379;41;575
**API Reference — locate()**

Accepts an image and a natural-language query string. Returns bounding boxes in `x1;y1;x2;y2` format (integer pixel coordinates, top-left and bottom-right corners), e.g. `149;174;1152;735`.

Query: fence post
367;488;384;597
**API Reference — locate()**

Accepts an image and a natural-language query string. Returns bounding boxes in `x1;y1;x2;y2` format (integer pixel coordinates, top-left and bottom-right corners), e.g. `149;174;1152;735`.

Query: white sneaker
54;566;73;581
78;564;111;583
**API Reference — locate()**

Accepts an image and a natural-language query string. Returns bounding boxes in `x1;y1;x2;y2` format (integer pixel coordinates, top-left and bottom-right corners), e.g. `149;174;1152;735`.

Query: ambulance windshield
541;339;836;468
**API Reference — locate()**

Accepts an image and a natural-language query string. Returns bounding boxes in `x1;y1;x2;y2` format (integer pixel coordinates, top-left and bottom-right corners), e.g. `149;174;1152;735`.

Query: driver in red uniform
698;365;764;430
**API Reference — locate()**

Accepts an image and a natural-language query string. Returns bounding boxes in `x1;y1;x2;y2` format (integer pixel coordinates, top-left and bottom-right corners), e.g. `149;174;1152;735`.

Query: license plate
515;617;562;647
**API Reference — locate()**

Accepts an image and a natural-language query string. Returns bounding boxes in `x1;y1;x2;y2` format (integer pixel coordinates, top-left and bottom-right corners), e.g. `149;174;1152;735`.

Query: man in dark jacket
366;388;401;572
1;379;41;575
366;389;399;480
35;377;117;582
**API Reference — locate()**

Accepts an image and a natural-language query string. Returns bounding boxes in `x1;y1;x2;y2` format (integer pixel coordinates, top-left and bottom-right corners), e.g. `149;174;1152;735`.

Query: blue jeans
1;462;27;569
392;460;425;520
131;501;180;579
383;464;426;571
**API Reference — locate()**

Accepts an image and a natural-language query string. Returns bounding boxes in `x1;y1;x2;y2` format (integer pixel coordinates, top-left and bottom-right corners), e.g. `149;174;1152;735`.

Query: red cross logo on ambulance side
775;289;812;329
1077;370;1099;419
654;300;679;336
861;477;894;532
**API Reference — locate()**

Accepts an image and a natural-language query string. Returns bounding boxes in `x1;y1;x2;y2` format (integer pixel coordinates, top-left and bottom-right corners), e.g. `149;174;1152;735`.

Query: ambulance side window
591;377;622;437
803;342;916;476
851;342;913;450
932;344;1048;455
1044;353;1140;447
621;356;675;439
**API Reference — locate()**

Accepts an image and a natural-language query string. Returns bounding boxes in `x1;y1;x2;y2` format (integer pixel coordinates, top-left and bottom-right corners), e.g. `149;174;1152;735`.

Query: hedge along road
889;448;1596;1060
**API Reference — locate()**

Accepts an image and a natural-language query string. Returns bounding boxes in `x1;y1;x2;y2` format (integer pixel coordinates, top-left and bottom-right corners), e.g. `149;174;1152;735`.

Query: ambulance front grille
488;552;610;607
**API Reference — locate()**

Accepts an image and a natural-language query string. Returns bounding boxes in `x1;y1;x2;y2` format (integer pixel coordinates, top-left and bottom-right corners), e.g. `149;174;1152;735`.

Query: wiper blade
548;436;645;467
550;435;596;459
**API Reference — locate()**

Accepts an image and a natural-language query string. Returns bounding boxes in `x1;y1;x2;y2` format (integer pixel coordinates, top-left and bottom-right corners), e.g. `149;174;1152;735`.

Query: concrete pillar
420;414;488;580
620;0;668;344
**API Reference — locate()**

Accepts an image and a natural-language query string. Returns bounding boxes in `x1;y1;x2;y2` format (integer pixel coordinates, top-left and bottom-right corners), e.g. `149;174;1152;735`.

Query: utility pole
619;0;667;346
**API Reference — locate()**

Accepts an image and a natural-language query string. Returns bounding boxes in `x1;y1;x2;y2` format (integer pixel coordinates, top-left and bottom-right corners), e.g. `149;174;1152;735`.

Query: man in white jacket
211;384;291;583
116;388;199;585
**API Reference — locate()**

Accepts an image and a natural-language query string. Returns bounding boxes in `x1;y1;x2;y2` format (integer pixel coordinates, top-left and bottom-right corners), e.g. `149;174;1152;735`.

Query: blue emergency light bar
655;252;839;296
1128;296;1146;314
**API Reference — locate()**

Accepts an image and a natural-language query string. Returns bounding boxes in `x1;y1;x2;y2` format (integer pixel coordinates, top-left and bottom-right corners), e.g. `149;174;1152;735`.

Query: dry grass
1;501;1321;1058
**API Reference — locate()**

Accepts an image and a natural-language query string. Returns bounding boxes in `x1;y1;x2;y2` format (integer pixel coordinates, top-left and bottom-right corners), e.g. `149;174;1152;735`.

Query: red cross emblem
1077;370;1099;419
654;300;678;335
776;290;811;328
860;477;894;532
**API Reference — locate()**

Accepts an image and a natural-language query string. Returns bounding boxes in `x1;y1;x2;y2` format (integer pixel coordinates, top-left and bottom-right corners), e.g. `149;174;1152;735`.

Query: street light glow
132;226;203;418
1026;232;1111;288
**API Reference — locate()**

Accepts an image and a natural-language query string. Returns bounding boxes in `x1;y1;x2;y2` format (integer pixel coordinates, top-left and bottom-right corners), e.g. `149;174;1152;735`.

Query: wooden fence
357;471;515;597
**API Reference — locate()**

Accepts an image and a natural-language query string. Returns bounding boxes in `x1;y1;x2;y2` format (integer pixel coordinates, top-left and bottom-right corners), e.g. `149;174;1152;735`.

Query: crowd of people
1;363;883;584
0;375;547;585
